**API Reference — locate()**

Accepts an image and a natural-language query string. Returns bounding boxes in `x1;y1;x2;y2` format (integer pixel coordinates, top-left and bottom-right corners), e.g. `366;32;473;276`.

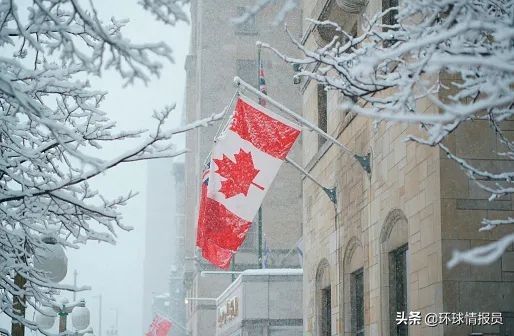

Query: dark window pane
382;0;398;27
321;286;331;336
317;85;328;149
382;0;399;47
352;268;365;336
390;244;408;336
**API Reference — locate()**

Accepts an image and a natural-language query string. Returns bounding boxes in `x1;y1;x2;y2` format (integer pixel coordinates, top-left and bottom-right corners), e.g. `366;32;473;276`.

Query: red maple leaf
214;149;264;198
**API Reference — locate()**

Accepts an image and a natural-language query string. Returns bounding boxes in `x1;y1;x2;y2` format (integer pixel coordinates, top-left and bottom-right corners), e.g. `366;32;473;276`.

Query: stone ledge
456;199;512;211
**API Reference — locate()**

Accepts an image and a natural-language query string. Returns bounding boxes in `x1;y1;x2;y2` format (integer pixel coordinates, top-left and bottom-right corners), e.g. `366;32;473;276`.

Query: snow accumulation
241;268;303;276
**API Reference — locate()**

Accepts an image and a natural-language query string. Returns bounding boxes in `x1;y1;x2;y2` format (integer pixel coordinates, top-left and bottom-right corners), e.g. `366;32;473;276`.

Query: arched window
380;209;409;336
342;237;364;336
316;259;332;336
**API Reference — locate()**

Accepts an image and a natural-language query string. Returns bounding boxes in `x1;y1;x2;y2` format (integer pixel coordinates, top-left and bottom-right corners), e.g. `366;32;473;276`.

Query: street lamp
33;236;68;283
12;235;69;336
35;307;56;330
33;244;91;334
35;298;92;333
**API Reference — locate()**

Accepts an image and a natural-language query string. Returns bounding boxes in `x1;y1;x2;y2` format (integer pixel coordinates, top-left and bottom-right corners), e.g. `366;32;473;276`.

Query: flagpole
233;76;372;174
256;44;264;269
258;207;263;268
285;157;337;204
255;43;336;205
231;254;236;282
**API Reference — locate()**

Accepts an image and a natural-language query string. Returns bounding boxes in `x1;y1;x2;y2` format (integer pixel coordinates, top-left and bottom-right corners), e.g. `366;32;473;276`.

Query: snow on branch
139;0;190;25
448;233;514;268
263;0;514;266
0;0;200;331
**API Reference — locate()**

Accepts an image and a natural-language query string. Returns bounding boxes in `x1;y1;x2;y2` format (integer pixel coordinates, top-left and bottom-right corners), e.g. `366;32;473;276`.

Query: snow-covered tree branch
262;0;514;266
0;0;221;332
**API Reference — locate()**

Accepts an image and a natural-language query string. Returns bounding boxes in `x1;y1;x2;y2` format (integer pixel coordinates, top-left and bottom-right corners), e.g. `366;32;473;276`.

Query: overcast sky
63;2;190;336
0;1;190;335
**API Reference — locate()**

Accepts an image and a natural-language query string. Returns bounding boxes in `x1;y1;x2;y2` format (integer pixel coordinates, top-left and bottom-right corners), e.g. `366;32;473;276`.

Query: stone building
299;1;514;336
182;2;304;336
216;269;303;336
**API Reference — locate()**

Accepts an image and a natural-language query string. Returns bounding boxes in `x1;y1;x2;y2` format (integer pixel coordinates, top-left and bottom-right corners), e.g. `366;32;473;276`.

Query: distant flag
145;314;172;336
196;97;301;269
258;58;267;106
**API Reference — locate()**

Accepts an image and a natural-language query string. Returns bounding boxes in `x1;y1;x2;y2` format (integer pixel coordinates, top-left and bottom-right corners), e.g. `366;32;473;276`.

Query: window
317;84;328;149
236;59;258;88
389;244;408;336
382;0;399;27
321;286;331;336
316;260;331;336
382;0;399;46
343;239;364;336
235;7;257;35
351;268;364;336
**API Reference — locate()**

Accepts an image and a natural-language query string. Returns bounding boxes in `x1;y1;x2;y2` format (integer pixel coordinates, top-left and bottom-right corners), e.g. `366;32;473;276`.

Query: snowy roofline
217;268;303;302
241;268;303;276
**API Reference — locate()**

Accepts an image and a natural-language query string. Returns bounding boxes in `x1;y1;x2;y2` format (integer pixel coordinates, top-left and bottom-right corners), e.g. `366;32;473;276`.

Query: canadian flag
145;314;172;336
196;97;301;268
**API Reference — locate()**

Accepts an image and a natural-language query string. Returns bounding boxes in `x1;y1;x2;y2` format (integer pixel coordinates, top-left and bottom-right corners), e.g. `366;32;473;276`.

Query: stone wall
300;2;513;336
440;114;514;335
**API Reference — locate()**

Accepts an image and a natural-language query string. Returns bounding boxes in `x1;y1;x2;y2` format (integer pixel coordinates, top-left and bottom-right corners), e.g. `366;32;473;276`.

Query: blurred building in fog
143;160;186;335
182;1;305;336
169;162;187;335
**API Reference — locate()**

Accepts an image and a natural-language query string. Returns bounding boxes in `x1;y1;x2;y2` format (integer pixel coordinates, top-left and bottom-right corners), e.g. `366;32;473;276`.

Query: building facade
182;2;305;336
143;160;186;335
216;269;303;336
299;1;514;336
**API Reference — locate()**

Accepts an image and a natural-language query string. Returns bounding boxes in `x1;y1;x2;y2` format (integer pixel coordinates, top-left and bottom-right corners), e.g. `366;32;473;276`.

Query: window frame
321;285;332;336
351;268;365;336
382;0;399;47
317;84;328;150
316;259;331;336
389;244;408;336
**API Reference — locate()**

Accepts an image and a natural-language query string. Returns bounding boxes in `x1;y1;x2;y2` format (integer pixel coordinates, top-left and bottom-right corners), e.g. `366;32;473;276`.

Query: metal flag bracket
285;157;337;205
354;153;371;175
323;186;337;205
233;76;372;176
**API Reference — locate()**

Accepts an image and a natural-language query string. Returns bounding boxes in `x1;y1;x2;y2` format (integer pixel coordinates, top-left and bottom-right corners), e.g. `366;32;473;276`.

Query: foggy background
0;1;190;335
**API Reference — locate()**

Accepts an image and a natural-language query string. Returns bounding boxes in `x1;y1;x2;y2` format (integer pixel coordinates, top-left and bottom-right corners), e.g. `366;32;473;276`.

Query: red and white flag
196;164;233;269
196;97;301;268
145;314;172;336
